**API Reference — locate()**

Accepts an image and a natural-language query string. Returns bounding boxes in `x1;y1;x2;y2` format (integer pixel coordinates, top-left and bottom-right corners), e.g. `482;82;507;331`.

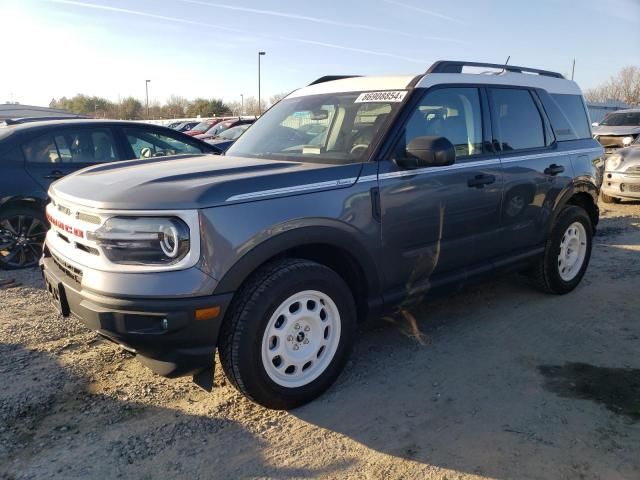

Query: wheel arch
213;225;382;323
0;195;48;214
551;181;599;233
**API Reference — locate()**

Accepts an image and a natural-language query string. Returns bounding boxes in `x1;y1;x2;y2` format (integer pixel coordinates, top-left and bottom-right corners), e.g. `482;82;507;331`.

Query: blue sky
1;0;638;107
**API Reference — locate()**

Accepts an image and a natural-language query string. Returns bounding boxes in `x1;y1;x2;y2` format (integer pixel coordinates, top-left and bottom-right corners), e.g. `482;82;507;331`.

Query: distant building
0;103;85;121
586;100;634;124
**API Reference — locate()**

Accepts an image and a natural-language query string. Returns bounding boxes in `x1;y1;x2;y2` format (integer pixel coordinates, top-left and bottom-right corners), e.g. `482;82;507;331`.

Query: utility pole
240;93;244;115
145;79;151;119
258;51;266;115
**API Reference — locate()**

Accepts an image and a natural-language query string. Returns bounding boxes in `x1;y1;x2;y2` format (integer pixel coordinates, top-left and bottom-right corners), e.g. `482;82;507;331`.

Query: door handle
544;164;565;176
43;170;64;179
467;174;496;188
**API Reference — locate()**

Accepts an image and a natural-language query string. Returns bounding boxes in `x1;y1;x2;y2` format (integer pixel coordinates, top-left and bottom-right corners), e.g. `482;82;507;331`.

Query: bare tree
584;66;640;105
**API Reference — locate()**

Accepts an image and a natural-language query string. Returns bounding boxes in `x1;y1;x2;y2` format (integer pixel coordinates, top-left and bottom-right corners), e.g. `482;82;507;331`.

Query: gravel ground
1;200;639;480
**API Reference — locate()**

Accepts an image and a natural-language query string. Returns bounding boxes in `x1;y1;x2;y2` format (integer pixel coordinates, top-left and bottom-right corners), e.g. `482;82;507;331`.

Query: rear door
487;87;572;252
23;126;122;191
378;86;504;299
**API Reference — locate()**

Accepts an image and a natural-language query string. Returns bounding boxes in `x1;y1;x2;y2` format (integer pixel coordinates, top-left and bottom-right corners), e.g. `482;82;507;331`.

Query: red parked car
194;118;255;141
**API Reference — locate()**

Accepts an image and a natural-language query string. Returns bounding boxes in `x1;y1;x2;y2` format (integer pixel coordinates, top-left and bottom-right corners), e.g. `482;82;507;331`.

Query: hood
50;154;364;210
593;125;640;136
617;145;640;163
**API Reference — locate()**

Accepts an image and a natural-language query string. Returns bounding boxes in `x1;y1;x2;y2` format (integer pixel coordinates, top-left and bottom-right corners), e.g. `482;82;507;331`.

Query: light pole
145;79;151;119
258;51;265;115
240;93;244;115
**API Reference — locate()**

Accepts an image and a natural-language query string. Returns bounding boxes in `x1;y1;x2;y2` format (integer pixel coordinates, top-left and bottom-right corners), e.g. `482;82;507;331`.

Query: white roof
288;75;415;98
287;71;582;98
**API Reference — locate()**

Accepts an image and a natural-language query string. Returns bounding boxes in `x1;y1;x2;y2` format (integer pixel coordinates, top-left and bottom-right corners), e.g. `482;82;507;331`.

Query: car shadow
292;213;640;479
0;343;352;479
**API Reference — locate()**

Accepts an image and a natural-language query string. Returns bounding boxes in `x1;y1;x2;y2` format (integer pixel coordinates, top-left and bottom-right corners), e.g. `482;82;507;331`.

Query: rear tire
601;192;619;204
0;206;48;270
218;258;356;410
529;206;592;294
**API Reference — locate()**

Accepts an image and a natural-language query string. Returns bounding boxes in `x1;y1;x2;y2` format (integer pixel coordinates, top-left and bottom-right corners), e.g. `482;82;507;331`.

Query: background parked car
592;108;640;155
184;118;231;136
173;121;200;132
0;118;219;269
195;118;255;141
203;124;251;152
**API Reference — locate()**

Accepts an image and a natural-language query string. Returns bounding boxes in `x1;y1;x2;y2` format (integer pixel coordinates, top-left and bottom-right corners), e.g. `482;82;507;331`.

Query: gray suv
41;61;604;409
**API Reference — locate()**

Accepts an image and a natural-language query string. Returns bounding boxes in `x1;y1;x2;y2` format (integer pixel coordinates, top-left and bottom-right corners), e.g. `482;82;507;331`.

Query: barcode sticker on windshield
355;91;407;103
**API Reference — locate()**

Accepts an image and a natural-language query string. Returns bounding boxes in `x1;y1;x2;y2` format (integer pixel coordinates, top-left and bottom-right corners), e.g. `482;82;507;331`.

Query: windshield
219;124;248;140
600;112;640;127
193;121;213;131
226;91;406;164
208;122;232;137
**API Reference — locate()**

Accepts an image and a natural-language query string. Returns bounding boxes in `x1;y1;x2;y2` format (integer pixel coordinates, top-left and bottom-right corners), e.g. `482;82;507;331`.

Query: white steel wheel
557;221;587;281
261;290;341;388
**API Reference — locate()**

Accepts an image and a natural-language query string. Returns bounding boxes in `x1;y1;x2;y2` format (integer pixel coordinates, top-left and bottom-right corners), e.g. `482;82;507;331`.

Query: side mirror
591;122;599;127
398;136;455;169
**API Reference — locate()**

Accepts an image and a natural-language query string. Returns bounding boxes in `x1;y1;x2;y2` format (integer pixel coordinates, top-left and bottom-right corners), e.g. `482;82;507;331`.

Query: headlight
87;216;190;265
622;136;633;147
606;154;623;171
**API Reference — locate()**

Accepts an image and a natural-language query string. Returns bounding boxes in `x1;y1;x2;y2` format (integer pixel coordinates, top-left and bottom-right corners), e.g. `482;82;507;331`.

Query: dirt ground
1;200;639;480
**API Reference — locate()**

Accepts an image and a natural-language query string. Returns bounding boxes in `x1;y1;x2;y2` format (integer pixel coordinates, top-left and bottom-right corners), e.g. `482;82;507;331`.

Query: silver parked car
601;134;640;203
592;108;640;155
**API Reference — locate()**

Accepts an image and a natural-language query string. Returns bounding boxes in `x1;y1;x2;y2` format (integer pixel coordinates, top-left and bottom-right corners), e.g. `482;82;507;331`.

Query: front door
378;87;503;303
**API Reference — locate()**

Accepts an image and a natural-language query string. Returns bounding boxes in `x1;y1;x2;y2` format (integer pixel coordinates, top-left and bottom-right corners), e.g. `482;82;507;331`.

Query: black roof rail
426;61;564;79
308;75;361;86
1;115;89;125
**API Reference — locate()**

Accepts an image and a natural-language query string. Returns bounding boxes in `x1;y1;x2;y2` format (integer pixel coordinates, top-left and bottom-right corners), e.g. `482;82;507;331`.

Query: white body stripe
226;177;358;202
225;147;602;202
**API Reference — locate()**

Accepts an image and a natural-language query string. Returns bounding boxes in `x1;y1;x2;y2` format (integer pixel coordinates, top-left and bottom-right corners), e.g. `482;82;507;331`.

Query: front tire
529;206;592;294
0;206;48;270
219;259;356;409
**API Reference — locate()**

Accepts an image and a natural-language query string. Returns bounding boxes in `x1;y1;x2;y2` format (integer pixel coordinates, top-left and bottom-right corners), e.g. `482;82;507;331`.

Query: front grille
627;184;640;193
625;165;640;176
51;252;83;284
597;136;626;148
76;212;101;225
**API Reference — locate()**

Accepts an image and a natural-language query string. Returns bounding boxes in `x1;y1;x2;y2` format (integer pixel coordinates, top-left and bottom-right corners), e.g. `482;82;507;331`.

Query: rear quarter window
0;146;25;163
543;94;592;141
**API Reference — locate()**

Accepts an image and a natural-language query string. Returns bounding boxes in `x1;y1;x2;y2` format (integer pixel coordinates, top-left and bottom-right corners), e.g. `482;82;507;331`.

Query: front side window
398;87;484;159
227;91;405;164
23;134;60;163
123;129;203;159
490;88;545;151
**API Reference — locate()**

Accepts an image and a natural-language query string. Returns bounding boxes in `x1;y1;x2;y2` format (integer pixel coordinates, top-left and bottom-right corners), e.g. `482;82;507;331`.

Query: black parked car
0;119;219;269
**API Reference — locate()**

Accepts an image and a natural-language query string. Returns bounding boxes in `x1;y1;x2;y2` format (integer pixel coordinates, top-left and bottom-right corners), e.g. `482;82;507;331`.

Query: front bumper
40;252;233;384
602;171;640;199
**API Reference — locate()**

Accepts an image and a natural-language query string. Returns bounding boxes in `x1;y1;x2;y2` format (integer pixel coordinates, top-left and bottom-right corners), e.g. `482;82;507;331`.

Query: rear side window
490;88;545;151
549;94;591;140
22;134;60;163
53;129;118;164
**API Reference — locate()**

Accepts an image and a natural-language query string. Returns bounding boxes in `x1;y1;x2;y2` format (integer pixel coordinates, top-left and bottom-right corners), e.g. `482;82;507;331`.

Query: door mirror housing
399;136;456;169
